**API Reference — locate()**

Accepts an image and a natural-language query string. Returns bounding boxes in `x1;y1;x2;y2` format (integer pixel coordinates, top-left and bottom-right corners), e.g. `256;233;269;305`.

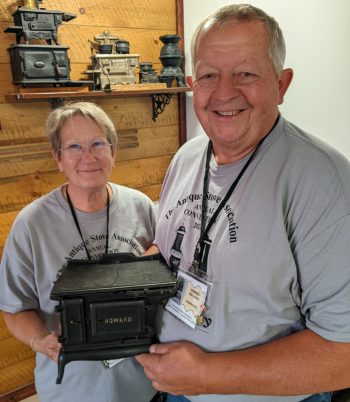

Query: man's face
192;21;292;163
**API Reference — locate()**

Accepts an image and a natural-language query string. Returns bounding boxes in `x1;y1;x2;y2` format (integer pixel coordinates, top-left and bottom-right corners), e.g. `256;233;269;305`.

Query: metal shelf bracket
151;93;172;121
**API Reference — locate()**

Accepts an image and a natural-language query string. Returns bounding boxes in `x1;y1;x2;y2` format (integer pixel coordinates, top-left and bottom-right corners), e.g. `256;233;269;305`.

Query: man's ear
278;68;293;105
186;76;193;88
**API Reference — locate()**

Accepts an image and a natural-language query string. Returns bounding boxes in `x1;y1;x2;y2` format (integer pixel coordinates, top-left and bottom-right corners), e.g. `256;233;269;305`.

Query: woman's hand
31;332;62;363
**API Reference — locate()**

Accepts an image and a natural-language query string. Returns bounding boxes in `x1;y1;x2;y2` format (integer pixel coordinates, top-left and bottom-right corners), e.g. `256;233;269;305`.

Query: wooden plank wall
0;0;181;399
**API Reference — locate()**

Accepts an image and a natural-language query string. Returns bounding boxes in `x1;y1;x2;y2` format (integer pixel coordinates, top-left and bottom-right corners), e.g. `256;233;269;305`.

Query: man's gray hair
190;3;286;77
46;101;118;153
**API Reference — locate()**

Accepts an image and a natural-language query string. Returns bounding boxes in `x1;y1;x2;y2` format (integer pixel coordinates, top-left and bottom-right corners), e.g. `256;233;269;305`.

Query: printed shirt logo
165;191;239;332
166;191;239;271
62;232;143;268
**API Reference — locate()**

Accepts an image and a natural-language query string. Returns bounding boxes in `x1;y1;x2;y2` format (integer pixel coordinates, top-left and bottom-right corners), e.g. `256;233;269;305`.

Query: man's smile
215;110;243;116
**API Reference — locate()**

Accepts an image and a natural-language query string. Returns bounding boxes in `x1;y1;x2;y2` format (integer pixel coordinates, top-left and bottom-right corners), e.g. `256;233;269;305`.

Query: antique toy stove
50;253;177;384
139;62;159;84
86;31;140;90
159;34;186;87
4;0;77;86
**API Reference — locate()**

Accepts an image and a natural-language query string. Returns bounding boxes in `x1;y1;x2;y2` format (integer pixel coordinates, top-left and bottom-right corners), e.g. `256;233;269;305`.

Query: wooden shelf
4;86;191;121
4;86;191;102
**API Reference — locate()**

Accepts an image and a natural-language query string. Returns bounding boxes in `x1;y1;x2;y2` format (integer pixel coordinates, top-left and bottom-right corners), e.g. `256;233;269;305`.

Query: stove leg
56;353;66;384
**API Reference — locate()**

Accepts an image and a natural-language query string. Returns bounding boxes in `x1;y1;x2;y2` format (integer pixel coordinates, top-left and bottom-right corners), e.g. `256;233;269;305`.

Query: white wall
183;0;350;159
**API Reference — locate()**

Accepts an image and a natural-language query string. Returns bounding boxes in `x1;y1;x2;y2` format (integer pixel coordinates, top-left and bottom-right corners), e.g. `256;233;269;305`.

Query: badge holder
165;263;213;329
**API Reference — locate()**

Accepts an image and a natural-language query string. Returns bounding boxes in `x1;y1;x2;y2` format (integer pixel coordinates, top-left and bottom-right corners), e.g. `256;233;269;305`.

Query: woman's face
53;115;115;193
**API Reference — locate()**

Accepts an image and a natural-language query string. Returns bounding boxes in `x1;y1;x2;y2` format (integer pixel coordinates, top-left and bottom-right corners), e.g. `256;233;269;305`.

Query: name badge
165;270;208;328
102;358;125;368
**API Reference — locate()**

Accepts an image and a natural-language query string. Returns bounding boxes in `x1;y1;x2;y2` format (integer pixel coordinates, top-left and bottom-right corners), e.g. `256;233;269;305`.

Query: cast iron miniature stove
3;1;85;86
4;4;76;45
50;253;177;384
85;31;140;90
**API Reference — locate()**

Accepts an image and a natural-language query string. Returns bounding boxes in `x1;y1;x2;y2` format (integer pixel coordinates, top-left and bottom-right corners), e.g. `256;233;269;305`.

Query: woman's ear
111;147;117;167
52;150;64;172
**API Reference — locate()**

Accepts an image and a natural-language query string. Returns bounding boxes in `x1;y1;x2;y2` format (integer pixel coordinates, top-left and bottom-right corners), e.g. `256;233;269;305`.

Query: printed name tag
102;358;125;368
165;270;208;328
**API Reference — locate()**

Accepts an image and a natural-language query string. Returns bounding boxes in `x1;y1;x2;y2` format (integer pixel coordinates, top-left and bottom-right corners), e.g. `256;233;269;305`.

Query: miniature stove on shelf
4;0;90;87
85;31;140;90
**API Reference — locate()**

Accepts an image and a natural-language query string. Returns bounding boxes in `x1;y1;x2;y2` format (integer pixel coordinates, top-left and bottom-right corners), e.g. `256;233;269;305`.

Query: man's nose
212;75;240;101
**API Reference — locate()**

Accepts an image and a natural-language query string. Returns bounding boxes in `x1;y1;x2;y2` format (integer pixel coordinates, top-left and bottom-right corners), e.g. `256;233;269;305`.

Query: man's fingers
135;350;160;367
149;343;171;354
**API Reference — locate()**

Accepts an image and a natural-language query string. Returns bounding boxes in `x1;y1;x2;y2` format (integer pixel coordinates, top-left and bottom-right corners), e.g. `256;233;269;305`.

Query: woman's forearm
3;310;61;362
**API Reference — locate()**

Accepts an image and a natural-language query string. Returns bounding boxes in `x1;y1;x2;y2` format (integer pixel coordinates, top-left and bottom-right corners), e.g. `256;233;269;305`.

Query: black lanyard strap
195;136;266;273
193;117;280;274
105;189;110;255
201;137;265;242
66;186;110;260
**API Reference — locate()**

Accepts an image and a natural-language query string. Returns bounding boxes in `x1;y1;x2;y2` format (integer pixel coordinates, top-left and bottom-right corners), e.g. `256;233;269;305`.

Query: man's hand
136;341;208;395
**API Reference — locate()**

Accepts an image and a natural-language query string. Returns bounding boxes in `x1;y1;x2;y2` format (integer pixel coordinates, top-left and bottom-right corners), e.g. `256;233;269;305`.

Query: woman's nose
80;146;96;161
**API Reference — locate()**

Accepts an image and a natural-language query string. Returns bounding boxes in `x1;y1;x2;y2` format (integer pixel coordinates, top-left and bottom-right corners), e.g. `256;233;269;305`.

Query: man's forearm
137;329;350;395
200;329;350;395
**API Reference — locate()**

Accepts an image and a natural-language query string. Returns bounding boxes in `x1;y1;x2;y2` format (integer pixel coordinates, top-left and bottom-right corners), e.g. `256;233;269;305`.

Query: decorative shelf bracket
49;97;66;109
151;93;172;121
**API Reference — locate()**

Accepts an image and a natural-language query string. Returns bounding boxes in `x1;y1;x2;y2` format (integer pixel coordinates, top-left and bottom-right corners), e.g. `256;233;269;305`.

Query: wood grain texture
0;313;11;341
0;338;34;372
0;314;35;397
0;97;178;142
0;384;36;402
0;0;176;29
0;358;35;396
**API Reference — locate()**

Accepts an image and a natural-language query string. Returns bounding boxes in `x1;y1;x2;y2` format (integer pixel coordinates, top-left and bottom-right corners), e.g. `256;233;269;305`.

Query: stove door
23;51;55;78
59;298;86;345
90;300;145;339
22;49;69;79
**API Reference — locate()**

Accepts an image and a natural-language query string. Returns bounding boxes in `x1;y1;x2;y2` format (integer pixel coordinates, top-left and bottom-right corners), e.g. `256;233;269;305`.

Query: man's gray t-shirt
155;117;350;402
0;183;157;402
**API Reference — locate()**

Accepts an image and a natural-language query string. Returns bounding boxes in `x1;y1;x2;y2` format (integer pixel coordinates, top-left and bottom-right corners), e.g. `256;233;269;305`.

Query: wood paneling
0;0;176;28
0;313;35;397
0;0;184;399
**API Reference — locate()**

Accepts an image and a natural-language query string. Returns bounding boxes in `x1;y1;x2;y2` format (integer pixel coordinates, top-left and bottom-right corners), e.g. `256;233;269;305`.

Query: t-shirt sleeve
296;214;350;342
0;214;38;313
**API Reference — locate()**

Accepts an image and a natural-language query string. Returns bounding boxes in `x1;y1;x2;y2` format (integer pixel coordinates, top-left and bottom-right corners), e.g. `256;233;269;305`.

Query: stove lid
50;253;177;297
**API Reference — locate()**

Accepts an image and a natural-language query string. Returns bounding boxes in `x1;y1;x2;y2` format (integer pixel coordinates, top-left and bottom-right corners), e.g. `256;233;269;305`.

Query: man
137;4;350;402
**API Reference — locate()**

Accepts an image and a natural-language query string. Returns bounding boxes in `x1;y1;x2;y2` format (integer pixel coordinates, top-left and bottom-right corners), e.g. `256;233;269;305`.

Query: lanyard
66;186;110;260
193;136;266;274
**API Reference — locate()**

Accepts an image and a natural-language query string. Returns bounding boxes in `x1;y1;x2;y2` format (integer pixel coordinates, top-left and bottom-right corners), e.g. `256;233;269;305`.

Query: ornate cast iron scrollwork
49;98;66;109
151;94;172;121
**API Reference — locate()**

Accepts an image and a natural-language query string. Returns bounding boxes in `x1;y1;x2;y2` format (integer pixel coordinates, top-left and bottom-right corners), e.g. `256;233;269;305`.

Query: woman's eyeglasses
60;139;112;159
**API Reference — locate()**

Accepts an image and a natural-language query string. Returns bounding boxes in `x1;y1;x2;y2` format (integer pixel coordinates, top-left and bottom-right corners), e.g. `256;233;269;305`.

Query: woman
0;102;157;402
